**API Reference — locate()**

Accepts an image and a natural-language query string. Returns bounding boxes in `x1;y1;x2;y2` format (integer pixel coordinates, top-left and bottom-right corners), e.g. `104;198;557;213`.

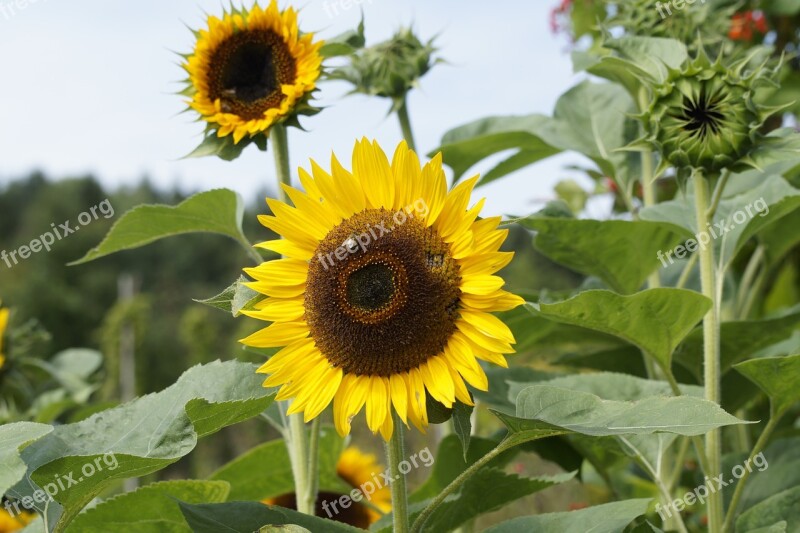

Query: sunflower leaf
484;498;653;533
516;217;691;294
525;289;711;372
178;501;363;533
733;354;800;414
70;189;251;265
66;480;231;533
6;361;276;533
195;276;262;317
0;422;52;497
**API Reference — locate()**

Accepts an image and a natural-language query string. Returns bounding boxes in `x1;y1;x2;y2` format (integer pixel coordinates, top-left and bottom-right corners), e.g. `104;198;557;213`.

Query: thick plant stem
269;124;315;515
722;411;783;532
270;124;292;203
386;413;410;533
693;172;723;532
396;95;417;152
307;418;321;513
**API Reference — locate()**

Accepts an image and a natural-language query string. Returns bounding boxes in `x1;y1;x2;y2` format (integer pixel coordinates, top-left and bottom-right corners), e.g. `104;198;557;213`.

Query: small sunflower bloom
0;302;9;371
182;0;323;145
240;139;524;440
0;507;35;533
264;447;391;527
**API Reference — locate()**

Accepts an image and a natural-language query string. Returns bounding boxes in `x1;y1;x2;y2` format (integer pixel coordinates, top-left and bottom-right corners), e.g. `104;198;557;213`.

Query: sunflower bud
330;28;438;107
640;50;781;175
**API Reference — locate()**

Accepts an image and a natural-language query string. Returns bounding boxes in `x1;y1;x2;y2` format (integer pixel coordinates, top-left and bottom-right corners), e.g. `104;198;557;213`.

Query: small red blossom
729;11;769;42
550;0;573;34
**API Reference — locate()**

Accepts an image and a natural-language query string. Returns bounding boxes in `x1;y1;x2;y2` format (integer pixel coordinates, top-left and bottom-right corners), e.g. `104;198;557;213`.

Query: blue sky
0;0;586;216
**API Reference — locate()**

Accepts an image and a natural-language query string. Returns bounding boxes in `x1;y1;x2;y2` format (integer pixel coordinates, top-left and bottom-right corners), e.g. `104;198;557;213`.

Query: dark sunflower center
347;264;396;311
208;30;297;120
681;89;724;138
269;492;373;529
305;208;462;377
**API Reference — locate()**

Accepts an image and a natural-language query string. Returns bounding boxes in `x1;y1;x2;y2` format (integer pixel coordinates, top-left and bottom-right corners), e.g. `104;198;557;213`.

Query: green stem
307;418;321;511
387;412;410;533
722;409;785;532
667;437;690;491
396;95;417;152
269;124;314;515
706;170;731;220
736;245;765;319
270;124;292;203
693;171;724;532
288;414;313;514
676;253;698;290
411;443;507;533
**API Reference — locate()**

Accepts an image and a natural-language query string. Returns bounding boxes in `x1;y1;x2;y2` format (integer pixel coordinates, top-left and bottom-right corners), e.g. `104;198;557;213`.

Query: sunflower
0;302;9;371
182;0;323;144
0;507;35;533
264;446;391;528
240;139;523;439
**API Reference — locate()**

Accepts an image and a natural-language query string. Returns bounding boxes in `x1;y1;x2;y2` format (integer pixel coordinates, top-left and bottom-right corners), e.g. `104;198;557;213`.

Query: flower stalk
387;412;410;533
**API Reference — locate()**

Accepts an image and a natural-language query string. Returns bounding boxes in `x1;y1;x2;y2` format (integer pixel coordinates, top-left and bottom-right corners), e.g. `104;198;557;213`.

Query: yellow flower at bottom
0;508;35;533
0;302;9;371
263;446;391;528
240;139;524;440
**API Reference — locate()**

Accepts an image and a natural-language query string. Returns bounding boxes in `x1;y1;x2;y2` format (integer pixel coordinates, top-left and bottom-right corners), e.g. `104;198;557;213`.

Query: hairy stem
387;413;410;533
396;95;417;152
693;171;724;532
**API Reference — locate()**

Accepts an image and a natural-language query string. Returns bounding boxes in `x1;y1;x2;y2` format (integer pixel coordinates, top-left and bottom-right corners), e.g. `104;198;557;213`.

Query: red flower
729;11;769;41
550;0;573;34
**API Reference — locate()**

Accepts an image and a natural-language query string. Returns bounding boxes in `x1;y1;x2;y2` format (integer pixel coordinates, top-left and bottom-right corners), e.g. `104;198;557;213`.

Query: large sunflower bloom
264;446;391;528
240;139;524;440
183;0;323;144
0;302;9;370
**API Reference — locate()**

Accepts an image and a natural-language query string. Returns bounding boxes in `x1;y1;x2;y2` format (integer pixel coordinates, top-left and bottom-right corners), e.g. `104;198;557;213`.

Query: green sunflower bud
330;28;438;106
640;49;782;176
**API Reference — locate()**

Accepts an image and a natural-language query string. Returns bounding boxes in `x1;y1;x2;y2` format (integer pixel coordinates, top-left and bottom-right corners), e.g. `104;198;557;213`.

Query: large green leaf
70;190;251;265
640;175;800;269
517;218;690;294
66;480;230;533
484;498;653;533
7;361;275;533
526;289;711;371
433;81;635;185
178;501;362;533
0;423;52;496
734;354;800;413
736;487;800;532
673;304;800;380
500;383;747;437
208;427;348;501
433;115;562;183
195;276;263;317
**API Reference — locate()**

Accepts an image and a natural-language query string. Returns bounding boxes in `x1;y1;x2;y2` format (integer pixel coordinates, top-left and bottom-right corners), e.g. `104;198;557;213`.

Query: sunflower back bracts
636;48;784;178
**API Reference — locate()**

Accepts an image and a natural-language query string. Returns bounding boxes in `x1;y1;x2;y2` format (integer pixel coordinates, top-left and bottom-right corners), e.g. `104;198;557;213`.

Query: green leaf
526;289;711;371
640;175;800;269
178;501;363;533
260;527;311;533
209;427;348;501
734;354;800;413
8;361;275;533
400;469;574;533
501;383;747;437
673;304;800;381
484;498;653;533
66;480;230;533
736;487;800;532
195;276;262;317
185;134;255;161
517;218;690;294
0;422;52;496
433;115;562;183
319;18;365;58
70;190;251;265
729;437;800;520
605;37;688;84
